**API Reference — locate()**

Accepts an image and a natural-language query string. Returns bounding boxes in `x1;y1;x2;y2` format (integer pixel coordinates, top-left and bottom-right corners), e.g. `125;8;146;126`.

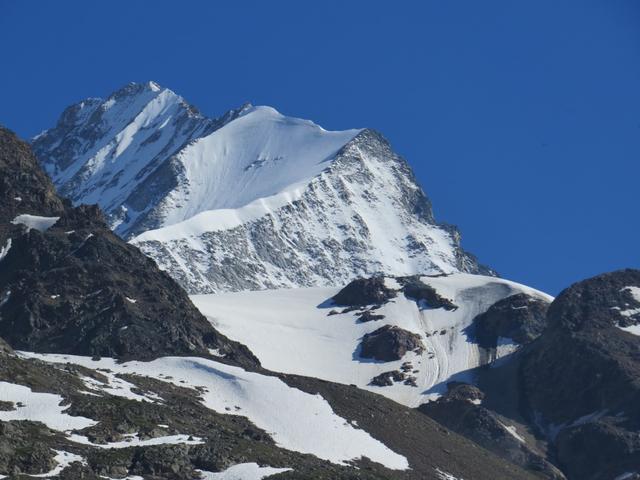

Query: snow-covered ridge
35;81;491;293
132;130;492;293
33;81;360;238
192;273;552;407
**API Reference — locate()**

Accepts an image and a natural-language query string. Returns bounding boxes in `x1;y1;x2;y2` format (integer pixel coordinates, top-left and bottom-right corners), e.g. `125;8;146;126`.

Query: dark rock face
359;325;424;362
0;127;257;366
357;310;386;323
0;421;58;476
370;370;406;387
332;277;397;306
0;126;65;224
554;420;640;480
474;293;550;348
520;269;640;479
419;383;565;480
398;276;458;311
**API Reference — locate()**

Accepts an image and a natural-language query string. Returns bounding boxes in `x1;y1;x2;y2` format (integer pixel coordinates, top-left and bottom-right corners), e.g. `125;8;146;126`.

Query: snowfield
196;463;292;479
192;274;552;407
19;353;409;470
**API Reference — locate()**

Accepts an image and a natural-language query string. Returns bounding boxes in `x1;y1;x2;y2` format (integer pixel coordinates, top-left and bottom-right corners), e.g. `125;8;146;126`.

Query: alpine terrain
0;80;637;480
0;126;536;479
33;81;490;293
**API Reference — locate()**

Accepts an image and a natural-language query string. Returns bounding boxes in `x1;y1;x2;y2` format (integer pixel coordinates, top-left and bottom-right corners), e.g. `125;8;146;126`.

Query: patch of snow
31;450;86;477
435;468;464;480
499;422;525;443
546;409;608;441
0;381;96;431
73;372;162;403
196;463;292;479
21;353;409;470
0;290;10;308
100;476;144;480
619;325;640;336
0;239;11;262
623;286;640;302
69;433;203;449
615;473;639;480
11;214;60;232
493;336;520;366
384;277;402;290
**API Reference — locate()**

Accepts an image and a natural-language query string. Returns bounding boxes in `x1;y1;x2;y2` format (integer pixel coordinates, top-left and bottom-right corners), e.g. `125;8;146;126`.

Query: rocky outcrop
474;293;550;348
419;383;564;480
0;126;65;224
333;277;397;306
398;276;458;310
0;127;257;366
520;269;640;479
359;325;424;362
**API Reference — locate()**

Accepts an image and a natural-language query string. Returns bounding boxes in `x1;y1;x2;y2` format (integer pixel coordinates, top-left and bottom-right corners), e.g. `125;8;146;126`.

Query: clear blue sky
1;0;638;294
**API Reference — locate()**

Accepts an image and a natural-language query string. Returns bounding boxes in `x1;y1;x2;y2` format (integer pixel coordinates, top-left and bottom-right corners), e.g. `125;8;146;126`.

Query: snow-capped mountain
33;82;491;293
0;124;535;480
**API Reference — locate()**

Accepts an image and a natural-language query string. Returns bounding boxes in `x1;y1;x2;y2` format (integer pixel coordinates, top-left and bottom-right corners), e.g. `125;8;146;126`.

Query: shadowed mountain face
0;126;257;365
520;269;640;479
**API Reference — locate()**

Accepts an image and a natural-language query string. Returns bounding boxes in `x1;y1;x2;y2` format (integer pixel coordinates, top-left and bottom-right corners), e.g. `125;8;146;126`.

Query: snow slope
0;381;96;431
20;352;408;470
133;129;491;293
192;273;552;407
34;82;491;293
196;463;292;479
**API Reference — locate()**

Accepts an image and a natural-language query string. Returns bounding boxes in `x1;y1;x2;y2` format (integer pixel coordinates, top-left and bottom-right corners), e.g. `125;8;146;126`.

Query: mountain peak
33;83;490;293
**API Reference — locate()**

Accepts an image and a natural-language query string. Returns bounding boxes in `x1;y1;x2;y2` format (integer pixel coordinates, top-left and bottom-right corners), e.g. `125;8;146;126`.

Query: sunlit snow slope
34;82;491;293
192;274;552;407
18;352;408;470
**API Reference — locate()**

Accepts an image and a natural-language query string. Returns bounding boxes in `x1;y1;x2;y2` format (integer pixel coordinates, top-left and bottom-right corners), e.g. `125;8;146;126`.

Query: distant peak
106;81;166;101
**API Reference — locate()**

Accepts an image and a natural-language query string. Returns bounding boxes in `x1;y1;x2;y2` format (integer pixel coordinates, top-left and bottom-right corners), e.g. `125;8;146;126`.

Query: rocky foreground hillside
0;126;535;479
